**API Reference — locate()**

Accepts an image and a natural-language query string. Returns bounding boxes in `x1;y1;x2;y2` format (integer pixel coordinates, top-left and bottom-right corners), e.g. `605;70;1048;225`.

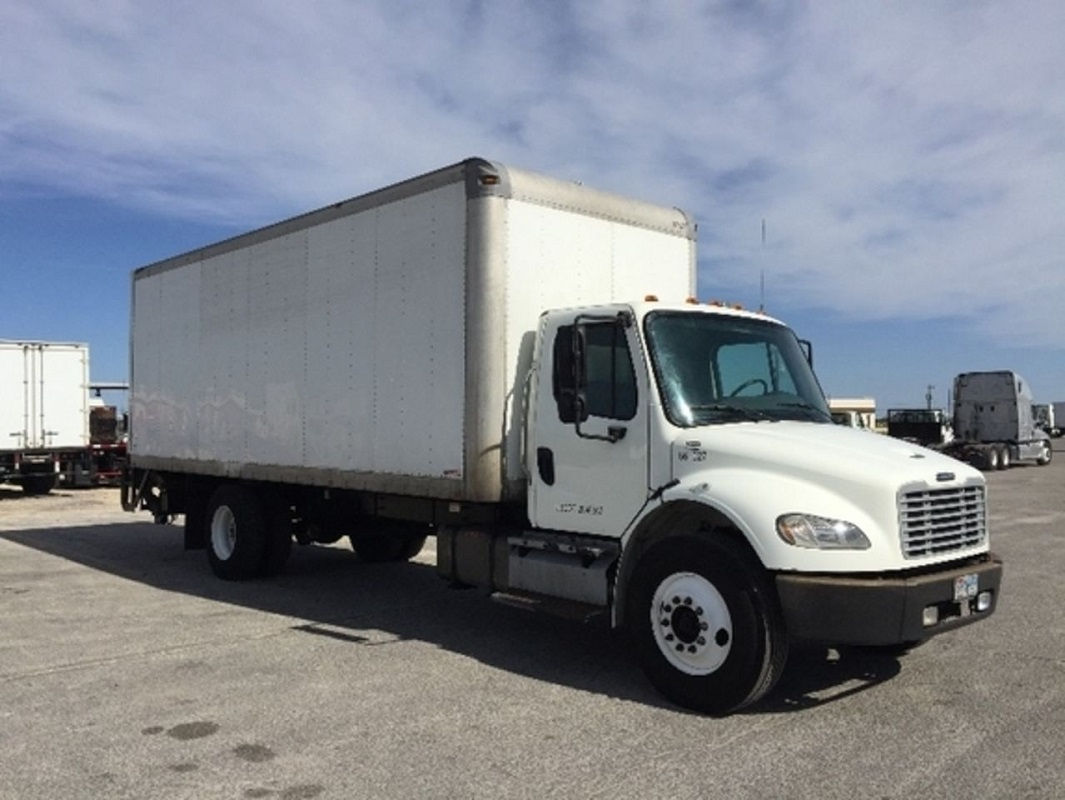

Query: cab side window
553;323;637;422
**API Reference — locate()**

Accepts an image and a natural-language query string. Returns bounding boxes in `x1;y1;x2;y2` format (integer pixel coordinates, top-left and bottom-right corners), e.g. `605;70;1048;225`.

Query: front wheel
627;535;787;714
1037;441;1053;466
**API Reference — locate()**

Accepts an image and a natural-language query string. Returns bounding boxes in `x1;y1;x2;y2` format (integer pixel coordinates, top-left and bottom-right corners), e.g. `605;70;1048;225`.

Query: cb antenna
759;218;766;312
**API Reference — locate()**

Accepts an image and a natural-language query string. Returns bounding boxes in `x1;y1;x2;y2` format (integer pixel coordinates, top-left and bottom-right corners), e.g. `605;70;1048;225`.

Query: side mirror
799;339;813;367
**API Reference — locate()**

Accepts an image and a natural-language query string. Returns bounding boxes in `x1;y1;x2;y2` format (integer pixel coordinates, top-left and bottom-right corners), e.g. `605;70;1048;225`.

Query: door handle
536;447;555;486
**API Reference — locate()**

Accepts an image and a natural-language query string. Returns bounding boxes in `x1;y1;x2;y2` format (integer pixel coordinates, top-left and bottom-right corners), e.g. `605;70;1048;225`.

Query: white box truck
122;158;1002;713
1;340;90;494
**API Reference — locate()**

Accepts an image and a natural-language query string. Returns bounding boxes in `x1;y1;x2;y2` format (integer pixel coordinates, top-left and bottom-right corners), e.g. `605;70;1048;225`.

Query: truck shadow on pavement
1;519;901;715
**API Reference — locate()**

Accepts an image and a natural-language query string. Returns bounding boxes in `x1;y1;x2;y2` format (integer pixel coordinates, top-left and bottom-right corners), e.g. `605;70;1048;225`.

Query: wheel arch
612;499;764;629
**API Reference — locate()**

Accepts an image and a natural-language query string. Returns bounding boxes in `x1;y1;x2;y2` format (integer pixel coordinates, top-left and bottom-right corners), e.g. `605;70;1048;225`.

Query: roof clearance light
644;294;659;302
732;303;744;310
685;296;698;304
479;174;501;186
710;300;724;307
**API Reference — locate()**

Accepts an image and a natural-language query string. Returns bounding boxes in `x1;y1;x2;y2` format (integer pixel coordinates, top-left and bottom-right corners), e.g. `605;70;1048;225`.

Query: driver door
527;312;649;536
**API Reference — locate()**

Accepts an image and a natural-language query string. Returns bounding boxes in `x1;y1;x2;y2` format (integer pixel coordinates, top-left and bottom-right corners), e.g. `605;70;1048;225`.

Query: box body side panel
131;181;467;491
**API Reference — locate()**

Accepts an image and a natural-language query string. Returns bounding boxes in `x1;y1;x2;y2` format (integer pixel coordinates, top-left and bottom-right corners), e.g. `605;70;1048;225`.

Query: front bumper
775;553;1003;645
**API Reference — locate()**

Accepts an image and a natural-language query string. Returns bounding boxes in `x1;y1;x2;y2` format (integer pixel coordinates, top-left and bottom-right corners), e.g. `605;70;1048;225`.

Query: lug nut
688;645;697;654
697;636;706;646
695;607;703;616
672;596;680;605
683;597;692;606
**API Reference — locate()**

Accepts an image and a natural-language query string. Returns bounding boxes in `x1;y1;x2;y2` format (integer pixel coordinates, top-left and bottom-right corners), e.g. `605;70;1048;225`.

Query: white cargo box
0;340;89;451
130;158;695;502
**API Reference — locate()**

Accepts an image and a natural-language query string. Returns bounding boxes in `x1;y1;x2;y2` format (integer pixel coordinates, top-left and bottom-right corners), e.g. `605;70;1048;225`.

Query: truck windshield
644;311;831;427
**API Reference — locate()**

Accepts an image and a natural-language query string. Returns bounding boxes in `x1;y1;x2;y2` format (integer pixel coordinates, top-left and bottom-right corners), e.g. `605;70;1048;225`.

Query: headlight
776;513;871;550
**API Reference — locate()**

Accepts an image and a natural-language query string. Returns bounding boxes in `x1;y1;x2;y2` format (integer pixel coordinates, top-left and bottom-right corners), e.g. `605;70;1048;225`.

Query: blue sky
2;1;1063;413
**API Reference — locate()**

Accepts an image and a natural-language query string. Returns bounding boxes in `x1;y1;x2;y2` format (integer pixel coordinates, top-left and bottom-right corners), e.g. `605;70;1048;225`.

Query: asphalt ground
1;441;1063;800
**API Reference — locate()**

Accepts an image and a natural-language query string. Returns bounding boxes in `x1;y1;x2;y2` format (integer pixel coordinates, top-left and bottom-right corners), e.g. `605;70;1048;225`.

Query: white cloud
1;0;1063;347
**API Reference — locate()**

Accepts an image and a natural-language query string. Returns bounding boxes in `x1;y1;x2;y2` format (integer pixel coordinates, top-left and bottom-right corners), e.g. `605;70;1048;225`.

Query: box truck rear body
130;159;695;504
1;340;89;452
0;340;90;493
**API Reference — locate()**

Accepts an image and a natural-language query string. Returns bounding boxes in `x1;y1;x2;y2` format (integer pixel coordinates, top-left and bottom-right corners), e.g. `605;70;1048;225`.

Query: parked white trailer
123;158;1002;713
0;340;89;494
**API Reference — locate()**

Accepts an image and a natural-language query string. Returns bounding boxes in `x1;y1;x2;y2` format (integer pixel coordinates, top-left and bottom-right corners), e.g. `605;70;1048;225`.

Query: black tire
627;535;788;714
205;485;267;580
183;491;207;550
983;447;1000;471
21;474;56;496
349;532;428;563
261;498;294;576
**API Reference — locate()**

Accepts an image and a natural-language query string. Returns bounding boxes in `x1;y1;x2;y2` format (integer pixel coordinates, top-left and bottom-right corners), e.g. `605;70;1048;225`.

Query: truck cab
512;300;1000;712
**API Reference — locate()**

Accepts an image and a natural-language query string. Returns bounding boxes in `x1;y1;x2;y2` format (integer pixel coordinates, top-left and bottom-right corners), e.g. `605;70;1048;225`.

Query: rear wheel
206;485;267;580
997;444;1011;470
20;474;56;496
261;498;294;576
627;535;787;714
983;446;1000;471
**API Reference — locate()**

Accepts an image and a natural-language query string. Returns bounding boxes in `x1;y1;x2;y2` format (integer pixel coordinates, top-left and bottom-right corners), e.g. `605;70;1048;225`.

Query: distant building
827;397;877;430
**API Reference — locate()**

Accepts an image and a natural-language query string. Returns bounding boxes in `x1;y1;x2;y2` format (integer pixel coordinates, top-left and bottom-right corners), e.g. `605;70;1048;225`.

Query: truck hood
671;420;976;487
667;421;987;572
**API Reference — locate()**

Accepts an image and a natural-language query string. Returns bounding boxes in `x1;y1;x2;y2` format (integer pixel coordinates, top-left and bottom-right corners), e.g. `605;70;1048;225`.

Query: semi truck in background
941;371;1052;470
0;341;128;494
121;158;1002;714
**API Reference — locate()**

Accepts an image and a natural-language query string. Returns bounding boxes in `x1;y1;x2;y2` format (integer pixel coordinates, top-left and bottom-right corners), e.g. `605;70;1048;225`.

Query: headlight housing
776;513;871;550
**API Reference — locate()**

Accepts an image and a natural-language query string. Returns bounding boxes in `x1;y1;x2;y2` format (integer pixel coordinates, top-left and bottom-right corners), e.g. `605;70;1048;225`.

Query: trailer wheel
206;485;267;580
627;535;787;714
996;445;1011;470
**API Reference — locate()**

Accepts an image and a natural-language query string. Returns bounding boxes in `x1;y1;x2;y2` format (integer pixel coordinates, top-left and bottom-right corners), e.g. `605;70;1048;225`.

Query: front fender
653;470;900;573
612;498;751;629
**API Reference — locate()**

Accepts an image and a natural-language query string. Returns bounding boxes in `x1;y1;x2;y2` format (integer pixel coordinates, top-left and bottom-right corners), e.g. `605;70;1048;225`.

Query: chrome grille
899;485;987;558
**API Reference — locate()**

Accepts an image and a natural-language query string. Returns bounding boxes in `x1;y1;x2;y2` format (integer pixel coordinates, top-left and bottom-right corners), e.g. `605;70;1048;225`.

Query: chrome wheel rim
650;571;732;675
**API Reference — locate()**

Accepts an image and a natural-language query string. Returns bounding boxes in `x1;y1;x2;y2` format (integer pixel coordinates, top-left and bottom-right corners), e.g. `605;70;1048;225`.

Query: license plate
954;573;978;601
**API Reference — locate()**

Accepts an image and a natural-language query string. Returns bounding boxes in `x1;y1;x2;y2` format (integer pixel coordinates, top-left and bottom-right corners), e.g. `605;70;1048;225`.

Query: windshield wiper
688;403;773;423
777;400;833;422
